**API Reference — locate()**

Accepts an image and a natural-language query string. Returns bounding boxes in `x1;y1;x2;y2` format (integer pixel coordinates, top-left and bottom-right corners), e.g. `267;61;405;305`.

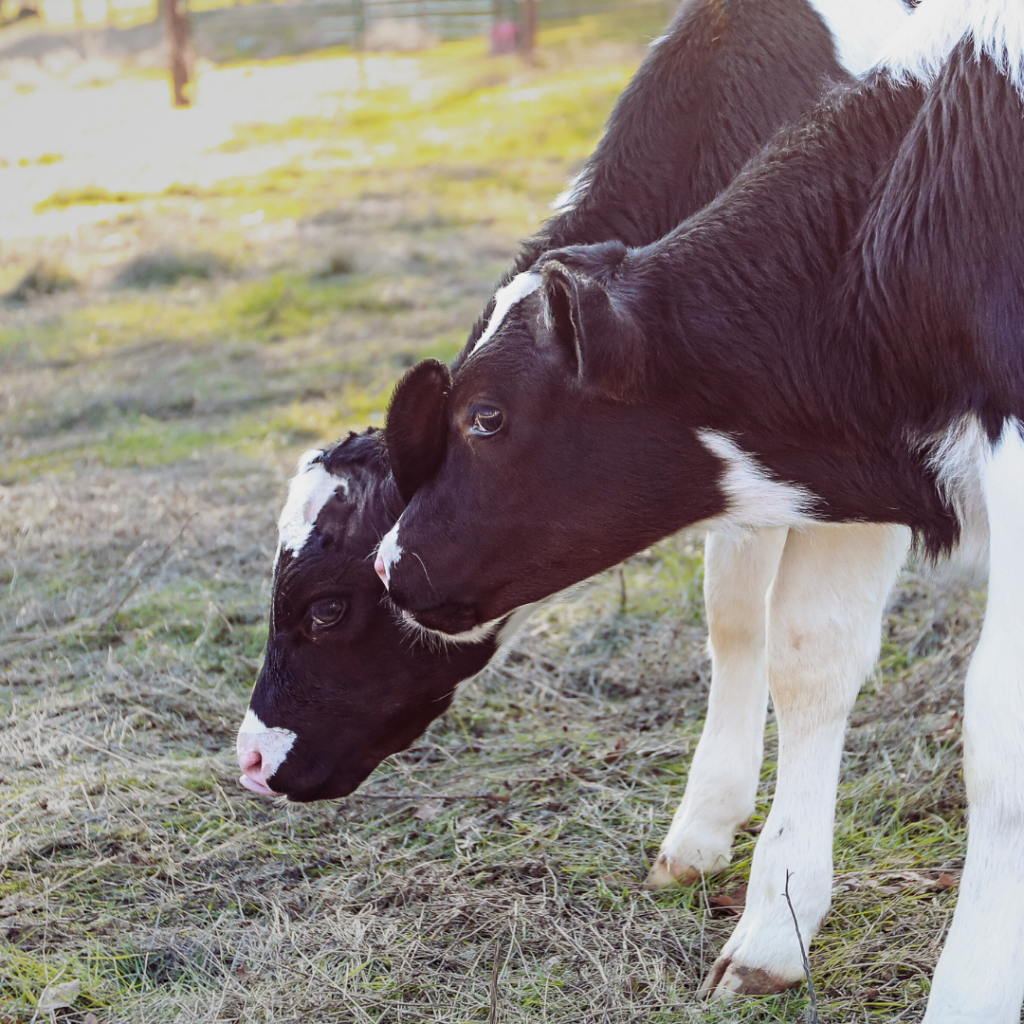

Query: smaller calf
238;432;502;800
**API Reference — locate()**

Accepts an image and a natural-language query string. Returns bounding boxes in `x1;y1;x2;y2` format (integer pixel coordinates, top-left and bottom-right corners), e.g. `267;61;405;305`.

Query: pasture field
1;16;981;1022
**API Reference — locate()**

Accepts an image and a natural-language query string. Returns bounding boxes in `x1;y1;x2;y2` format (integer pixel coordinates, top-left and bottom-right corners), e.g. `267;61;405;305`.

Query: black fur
458;0;851;363
385;50;1024;630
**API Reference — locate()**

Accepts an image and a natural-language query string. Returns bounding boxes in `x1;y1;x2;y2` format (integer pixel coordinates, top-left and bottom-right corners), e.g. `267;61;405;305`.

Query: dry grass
1;14;982;1023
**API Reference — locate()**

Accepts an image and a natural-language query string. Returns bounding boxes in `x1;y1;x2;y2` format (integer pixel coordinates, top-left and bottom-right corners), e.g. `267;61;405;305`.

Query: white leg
646;528;788;888
702;523;909;997
923;428;1024;1024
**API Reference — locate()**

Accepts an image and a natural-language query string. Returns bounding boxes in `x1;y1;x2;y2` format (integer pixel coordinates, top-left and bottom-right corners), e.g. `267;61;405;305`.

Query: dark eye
309;599;346;630
468;405;504;437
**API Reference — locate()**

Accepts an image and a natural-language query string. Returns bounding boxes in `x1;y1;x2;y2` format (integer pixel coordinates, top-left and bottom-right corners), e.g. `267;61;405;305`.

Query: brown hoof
642;853;701;889
698;957;799;1000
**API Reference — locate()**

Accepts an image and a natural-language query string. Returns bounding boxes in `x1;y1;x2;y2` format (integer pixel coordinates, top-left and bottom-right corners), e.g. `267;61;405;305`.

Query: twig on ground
784;869;820;1024
101;512;198;624
346;792;511;802
0;513;196;661
488;932;503;1024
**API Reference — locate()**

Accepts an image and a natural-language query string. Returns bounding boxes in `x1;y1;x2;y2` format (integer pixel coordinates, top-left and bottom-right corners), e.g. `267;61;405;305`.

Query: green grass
34;185;143;213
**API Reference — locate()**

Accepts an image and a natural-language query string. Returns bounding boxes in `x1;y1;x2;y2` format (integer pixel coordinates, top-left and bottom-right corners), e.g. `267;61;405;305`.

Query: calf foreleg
700;522;909;997
923;429;1024;1024
646;527;788;887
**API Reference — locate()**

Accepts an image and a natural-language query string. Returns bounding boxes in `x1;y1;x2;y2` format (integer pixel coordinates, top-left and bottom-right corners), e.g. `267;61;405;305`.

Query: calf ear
385;358;451;504
541;259;644;399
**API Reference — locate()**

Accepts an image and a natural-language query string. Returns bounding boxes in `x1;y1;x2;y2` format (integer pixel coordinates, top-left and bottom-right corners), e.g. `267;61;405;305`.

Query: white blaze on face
471;272;542;354
236;708;297;795
376;517;404;589
276;449;350;558
881;0;1024;93
806;0;910;79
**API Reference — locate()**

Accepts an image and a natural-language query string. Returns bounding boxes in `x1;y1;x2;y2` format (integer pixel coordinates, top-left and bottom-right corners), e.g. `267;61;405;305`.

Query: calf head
379;242;727;635
237;429;499;801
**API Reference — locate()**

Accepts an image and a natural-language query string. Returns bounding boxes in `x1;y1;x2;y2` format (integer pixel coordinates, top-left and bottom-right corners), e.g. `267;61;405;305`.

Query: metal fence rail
0;0;661;66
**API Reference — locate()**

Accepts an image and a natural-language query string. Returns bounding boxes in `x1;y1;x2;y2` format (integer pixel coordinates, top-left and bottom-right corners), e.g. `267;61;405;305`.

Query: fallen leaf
38;979;80;1011
602;737;629;762
413;800;443;821
922;710;961;739
936;872;958;888
709;885;747;916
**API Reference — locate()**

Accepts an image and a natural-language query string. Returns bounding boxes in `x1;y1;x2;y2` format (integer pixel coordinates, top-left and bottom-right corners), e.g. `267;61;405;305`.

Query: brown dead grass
0;460;979;1023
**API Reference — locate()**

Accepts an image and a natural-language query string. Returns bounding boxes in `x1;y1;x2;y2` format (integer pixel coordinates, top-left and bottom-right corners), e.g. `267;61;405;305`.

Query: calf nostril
374;553;388;587
241;748;263;777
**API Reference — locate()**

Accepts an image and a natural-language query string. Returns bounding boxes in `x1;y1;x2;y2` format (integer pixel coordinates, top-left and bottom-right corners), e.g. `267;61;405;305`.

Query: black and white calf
239;0;904;810
380;1;1024;1018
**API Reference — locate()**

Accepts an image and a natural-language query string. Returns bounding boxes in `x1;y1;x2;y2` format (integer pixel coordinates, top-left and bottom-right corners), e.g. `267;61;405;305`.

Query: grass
0;11;981;1023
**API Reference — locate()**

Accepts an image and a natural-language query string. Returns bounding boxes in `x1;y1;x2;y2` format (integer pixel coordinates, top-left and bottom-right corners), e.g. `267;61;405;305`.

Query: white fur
497;602;535;647
471;272;542;354
376;518;403;589
551;171;587;213
923;423;1024;1024
882;0;1024;93
806;0;911;78
236;708;297;796
277;450;349;557
698;430;818;531
702;523;909;995
651;528;788;884
397;601;536;648
928;414;991;580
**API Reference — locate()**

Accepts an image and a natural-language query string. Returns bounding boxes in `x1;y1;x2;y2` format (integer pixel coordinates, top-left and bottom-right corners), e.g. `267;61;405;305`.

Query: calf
239;0;906;807
380;0;1024;1018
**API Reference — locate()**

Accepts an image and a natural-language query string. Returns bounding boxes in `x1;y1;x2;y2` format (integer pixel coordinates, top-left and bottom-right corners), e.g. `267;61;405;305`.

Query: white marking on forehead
471;272;542;354
376;517;404;589
277;449;350;557
698;430;818;532
806;0;910;79
881;0;1024;93
237;708;297;778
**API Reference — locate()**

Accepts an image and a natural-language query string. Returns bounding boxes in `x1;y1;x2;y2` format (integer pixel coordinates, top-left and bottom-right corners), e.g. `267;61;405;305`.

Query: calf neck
381;69;935;631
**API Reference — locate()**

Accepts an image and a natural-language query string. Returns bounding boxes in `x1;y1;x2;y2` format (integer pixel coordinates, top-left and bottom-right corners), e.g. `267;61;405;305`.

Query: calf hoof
698;957;799;1000
643;853;701;889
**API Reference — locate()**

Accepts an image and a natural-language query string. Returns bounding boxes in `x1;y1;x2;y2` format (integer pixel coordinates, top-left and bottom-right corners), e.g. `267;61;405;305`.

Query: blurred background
0;0;666;473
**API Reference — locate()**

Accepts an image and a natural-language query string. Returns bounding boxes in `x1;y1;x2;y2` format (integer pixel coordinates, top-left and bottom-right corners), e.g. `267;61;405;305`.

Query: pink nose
237;735;278;796
374;552;388;587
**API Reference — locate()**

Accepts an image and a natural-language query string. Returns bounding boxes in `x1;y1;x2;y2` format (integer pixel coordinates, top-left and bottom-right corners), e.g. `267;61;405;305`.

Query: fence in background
2;0;649;43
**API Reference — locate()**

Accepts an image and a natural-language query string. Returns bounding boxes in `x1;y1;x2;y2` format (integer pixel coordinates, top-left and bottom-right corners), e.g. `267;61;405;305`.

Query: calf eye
469;406;504;437
309;599;346;630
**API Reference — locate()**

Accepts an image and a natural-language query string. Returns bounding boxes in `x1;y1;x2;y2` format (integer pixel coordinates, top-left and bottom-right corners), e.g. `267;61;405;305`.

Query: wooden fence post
353;0;365;49
519;0;535;57
165;0;194;107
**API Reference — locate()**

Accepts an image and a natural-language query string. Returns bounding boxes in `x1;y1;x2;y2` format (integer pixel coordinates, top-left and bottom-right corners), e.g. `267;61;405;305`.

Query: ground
0;15;984;1023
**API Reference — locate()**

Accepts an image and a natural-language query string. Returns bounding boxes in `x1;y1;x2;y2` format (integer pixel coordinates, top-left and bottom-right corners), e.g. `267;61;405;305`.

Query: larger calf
382;0;1024;1018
